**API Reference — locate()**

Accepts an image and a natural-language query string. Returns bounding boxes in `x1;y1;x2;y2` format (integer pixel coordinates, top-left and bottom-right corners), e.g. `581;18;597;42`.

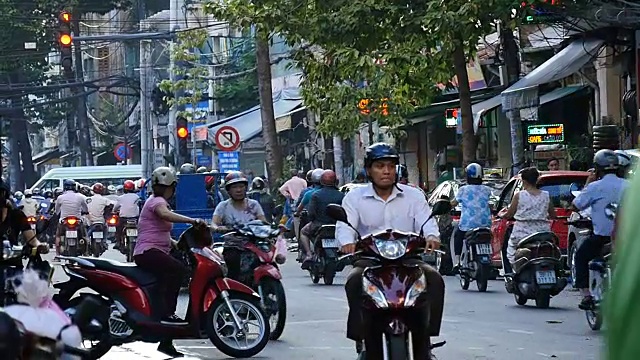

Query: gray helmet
196;166;208;173
179;163;195;174
594;149;619;172
311;168;324;184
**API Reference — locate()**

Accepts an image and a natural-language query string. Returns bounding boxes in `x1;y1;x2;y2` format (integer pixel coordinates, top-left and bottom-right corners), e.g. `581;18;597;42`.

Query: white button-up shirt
336;183;440;246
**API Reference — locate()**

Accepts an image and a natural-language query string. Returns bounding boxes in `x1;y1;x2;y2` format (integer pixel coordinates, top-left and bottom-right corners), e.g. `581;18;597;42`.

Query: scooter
503;232;568;308
123;218;138;262
326;199;452;360
222;220;287;340
309;224;348;285
459;228;493;292
87;223;107;257
60;216;86;257
53;225;270;359
106;214;118;243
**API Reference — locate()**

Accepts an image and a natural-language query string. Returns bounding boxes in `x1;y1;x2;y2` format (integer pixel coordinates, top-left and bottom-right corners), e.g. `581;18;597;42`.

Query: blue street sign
218;151;240;173
196;155;212;167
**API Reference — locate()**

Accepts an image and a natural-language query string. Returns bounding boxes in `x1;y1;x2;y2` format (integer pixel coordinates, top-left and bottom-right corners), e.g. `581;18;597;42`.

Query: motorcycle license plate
322;238;339;248
422;252;437;263
30;224;36;230
92;232;103;239
126;228;138;237
536;270;556;285
66;231;77;238
108;227;116;233
476;244;492;255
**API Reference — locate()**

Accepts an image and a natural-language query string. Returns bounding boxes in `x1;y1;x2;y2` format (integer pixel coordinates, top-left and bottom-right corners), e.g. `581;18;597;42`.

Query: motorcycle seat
464;227;492;244
313;224;336;238
589;259;607;273
79;257;156;285
517;231;558;248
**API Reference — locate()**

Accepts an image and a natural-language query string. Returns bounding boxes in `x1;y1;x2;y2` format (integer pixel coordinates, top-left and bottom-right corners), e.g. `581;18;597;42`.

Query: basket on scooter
513;232;561;271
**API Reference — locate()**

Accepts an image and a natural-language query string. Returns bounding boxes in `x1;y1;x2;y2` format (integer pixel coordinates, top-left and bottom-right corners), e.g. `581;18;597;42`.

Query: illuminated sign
445;108;458;128
527;124;564;144
358;98;388;116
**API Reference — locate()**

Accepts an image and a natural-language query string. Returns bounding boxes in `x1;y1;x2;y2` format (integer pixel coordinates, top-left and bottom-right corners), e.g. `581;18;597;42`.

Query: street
50;248;602;360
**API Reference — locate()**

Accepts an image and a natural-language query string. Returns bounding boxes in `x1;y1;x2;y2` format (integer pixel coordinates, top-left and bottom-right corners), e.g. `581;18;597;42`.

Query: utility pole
71;9;94;166
139;0;153;178
168;0;180;165
500;22;523;175
332;136;344;186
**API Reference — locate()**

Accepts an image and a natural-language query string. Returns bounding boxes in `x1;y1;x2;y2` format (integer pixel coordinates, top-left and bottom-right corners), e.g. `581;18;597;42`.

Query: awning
473;85;587;132
206;88;304;143
32;148;62;164
501;38;604;111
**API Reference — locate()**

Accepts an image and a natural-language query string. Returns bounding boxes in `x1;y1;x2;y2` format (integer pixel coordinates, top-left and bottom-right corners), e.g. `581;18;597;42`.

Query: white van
29;165;143;192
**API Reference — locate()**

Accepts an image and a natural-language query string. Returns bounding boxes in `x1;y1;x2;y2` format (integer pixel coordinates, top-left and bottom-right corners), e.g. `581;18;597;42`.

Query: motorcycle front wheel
586;309;602;330
205;292;270;358
63;295;113;358
260;278;287;340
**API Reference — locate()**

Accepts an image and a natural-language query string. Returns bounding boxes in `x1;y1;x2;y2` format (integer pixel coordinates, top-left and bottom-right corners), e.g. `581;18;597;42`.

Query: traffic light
176;116;189;159
58;11;73;74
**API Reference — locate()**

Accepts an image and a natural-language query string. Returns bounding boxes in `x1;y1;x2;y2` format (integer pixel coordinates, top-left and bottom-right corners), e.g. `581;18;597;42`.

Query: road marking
288;319;345;325
536;352;552;357
508;329;535;335
288;346;353;350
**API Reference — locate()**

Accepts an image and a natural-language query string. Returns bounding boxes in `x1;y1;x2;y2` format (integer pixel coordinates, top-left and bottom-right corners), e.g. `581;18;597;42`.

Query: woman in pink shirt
134;166;204;357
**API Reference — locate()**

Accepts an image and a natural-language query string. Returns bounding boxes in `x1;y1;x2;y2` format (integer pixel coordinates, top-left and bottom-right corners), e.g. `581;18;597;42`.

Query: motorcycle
26;215;38;230
221;220;287;340
60;216;86;257
458;228;493;292
309;224;348;285
87;223;107;257
123;218;138;262
503;232;568;308
106;214;118;243
326;199;452;360
53;225;270;359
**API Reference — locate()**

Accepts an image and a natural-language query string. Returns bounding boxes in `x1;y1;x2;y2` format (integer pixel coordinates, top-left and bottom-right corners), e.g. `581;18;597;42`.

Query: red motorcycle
219;220;287;340
326;199;451;360
53;225;270;359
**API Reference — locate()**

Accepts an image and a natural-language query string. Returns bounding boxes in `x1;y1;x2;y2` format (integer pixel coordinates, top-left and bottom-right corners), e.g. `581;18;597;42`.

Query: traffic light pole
168;0;181;166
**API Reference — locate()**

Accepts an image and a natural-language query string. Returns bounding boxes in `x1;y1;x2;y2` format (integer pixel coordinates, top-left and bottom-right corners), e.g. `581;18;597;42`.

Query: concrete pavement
50;248;602;359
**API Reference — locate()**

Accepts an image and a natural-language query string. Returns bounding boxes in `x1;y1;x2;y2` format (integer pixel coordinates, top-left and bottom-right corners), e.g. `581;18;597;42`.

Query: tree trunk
452;42;476;166
15;109;36;187
255;32;282;183
501;26;524;174
8;116;22;191
332;136;344;186
72;11;94;166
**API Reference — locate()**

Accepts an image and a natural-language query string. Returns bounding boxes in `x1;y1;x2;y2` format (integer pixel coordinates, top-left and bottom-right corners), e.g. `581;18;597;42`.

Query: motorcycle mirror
571;190;581;198
35;218;50;235
326;204;348;223
569;182;581;193
605;203;618;220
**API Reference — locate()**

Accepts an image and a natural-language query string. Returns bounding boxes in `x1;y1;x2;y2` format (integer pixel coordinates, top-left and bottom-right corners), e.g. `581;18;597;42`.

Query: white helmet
614;150;631;167
24;189;33;196
107;185;116;193
311;168;324;184
151;166;177;186
465;163;483;179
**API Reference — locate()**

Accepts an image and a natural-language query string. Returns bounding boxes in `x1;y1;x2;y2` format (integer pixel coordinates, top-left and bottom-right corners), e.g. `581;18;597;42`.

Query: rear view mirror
569;182;581;193
326;204;348;223
431;199;452;216
35;218;50;235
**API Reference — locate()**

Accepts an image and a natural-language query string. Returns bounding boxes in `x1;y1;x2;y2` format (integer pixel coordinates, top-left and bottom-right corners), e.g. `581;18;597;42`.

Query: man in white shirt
86;183;114;226
113;180;141;250
336;143;445;359
54;179;89;255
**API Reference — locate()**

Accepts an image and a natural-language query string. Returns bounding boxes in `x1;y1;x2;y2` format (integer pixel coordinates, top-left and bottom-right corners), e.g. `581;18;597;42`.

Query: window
38;179;60;192
538;177;587;208
497;180;520;210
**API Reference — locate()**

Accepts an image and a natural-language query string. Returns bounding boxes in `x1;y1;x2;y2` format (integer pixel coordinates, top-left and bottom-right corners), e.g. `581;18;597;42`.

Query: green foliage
215;40;259;116
159;29;210;121
205;0;518;138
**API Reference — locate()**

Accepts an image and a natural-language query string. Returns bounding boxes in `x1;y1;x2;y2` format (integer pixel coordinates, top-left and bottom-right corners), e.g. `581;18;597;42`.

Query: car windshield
539;177;587;208
484;181;507;197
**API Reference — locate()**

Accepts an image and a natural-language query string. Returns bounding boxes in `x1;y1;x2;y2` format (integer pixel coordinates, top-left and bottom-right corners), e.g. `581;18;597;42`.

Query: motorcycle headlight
374;238;408;260
362;276;388;308
404;274;427;307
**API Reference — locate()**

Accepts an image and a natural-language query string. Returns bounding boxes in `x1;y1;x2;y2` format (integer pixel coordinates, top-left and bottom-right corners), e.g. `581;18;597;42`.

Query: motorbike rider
134;166;204;357
115;185;124;196
615;149;631;178
32;187;44;202
113;180;141;250
293;170;315;239
572;149;628;310
300;169;345;269
449;163;493;272
86;183;114;248
295;169;324;257
211;171;267;280
196;166;208;173
248;177;276;223
180;163;196;174
20;189;39;217
54;179;89;255
352;170;366;184
13;191;23;206
337;143;445;359
38;190;54;215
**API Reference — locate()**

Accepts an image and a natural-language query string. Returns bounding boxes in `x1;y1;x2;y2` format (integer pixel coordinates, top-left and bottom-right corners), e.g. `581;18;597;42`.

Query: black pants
345;260;445;342
453;228;466;256
574;235;610;289
134;249;187;317
223;247;243;281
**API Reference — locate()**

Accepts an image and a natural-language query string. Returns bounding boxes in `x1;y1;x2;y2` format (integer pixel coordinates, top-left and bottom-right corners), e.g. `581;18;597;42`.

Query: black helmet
594;149;619;172
365;143;399;168
63;179;76;191
180;163;195;174
305;170;313;183
43;190;53;199
0;311;21;359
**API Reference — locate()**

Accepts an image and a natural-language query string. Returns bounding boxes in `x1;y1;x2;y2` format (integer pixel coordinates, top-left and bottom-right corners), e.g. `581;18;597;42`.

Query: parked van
29;165;143;192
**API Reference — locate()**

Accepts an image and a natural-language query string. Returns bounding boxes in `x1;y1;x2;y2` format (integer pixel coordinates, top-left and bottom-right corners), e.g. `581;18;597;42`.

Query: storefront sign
527;124;564;144
445;108;458;128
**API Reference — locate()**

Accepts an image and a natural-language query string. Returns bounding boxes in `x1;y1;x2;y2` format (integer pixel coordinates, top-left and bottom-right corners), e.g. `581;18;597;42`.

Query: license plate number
126;229;138;237
65;231;77;238
422;252;437;263
476;244;492;255
536;270;556;285
108;227;116;233
92;232;103;239
322;238;339;248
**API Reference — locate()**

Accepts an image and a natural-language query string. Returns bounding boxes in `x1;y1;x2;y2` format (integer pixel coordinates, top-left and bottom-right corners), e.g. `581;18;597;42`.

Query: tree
215;40;259;116
206;0;518;166
158;29;210;164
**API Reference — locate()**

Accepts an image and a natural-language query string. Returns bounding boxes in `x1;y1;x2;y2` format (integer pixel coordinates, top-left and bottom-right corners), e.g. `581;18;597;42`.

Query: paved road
50;248;602;359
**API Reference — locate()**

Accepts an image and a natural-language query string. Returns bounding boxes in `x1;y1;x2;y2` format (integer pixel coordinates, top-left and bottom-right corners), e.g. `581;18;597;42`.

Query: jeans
453;228;466;256
574;235;610;289
134;249;187;317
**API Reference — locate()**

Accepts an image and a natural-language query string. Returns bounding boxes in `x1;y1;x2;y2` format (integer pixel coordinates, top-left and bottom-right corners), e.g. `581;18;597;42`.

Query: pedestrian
279;169;307;203
547;157;560;171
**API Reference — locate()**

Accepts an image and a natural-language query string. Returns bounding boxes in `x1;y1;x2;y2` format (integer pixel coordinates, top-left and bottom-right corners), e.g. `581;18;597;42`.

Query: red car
490;171;590;269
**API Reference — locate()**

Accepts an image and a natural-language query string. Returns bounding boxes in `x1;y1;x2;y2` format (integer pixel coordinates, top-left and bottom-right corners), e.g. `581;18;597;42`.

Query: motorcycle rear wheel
586;309;602;331
324;261;337;285
65;296;113;358
388;334;408;359
514;293;528;306
459;274;470;290
535;290;551;309
476;264;488;292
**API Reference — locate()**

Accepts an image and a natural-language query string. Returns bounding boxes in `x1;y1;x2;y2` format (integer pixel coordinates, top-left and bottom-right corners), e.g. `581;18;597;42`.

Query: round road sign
215;125;241;151
113;142;133;161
